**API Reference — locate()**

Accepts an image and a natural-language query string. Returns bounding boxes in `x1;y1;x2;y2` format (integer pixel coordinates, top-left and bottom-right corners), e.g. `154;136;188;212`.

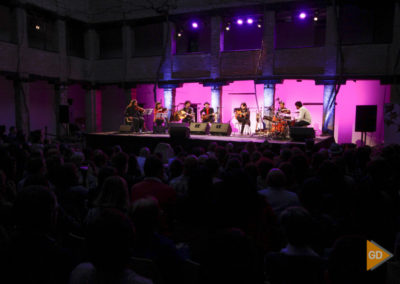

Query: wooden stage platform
85;131;335;154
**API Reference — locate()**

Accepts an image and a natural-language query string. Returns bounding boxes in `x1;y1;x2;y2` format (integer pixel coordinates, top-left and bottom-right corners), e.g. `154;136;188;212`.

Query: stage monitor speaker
189;122;210;135
210;123;232;136
290;127;315;141
355;105;377;132
169;123;190;139
119;125;132;133
59;105;69;123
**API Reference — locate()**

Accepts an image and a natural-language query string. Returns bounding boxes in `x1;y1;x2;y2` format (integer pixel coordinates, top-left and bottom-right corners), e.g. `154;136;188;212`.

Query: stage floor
86;131;334;153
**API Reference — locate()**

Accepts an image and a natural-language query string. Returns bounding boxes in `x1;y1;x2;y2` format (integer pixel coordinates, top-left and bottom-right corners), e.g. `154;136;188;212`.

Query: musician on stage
200;102;215;123
294;101;311;127
180;101;194;123
235;102;250;135
154;102;167;126
278;101;291;115
125;99;144;132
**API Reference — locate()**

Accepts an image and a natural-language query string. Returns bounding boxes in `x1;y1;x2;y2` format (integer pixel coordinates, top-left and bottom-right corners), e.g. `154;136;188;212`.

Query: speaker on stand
355;105;377;146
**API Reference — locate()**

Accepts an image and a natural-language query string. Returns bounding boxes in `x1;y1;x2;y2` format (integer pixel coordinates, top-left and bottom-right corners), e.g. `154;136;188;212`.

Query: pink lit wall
0;76;15;130
136;84;164;130
276;80;324;135
175;82;211;113
334;80;390;145
29;81;56;136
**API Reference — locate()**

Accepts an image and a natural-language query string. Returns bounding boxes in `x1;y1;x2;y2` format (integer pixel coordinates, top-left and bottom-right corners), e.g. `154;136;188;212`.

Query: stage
85;131;335;154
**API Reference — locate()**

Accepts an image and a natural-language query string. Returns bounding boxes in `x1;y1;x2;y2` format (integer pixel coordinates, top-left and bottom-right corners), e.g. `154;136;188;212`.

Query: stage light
246;18;254;24
313;16;318;21
35;24;40;30
257;23;262;28
177;32;182;37
191;21;198;29
237;19;243;25
225;26;230;31
299;12;307;20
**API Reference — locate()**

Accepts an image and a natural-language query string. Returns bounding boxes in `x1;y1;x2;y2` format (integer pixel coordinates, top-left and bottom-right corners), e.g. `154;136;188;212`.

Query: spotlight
237;19;243;25
313;16;318;21
257;23;262;28
246;18;254;24
299;12;307;20
177;32;182;37
35;24;40;30
191;21;198;29
225;26;230;31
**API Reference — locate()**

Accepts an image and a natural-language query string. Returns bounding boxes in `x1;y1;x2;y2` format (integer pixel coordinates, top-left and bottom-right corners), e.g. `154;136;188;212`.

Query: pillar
324;5;338;76
211;86;222;122
85;88;101;133
13;79;30;135
163;22;176;81
122;24;132;83
210;16;223;78
322;84;336;134
163;87;176;120
54;83;68;137
263;84;275;111
57;19;68;82
262;10;276;76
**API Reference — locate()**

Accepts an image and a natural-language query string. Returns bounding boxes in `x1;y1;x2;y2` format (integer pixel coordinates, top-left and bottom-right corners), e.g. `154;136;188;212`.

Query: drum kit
260;106;294;139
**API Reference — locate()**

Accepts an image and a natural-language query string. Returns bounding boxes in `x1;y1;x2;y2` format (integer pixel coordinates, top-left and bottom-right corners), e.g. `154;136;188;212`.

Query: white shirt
296;106;312;124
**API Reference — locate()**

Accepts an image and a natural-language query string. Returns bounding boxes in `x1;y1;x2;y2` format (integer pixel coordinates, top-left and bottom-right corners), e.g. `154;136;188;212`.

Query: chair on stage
233;118;252;135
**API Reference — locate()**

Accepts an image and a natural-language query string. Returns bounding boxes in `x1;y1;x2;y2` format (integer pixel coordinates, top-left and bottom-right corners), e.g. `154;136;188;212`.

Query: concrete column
85;88;101;133
163;22;176;80
54;84;68;137
322;84;336;134
163;87;176;119
85;29;99;82
122;24;132;82
57;19;68;81
211;86;222;122
324;5;338;76
262;11;275;76
15;7;28;74
13;79;30;135
263;83;275;111
210;16;223;79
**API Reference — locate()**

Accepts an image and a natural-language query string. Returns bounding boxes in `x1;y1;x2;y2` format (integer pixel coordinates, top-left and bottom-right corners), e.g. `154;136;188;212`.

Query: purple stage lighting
237;19;243;25
191;21;199;29
246;18;254;24
299;12;307;20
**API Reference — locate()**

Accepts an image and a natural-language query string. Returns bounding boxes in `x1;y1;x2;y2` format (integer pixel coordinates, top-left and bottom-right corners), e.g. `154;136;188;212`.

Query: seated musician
125;99;144;132
180;100;194;123
278;101;291;115
154;102;167;126
200;102;215;123
235;102;250;135
294;101;311;127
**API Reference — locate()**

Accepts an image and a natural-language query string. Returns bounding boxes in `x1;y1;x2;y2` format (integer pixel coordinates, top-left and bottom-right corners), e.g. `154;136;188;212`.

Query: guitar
201;112;218;121
235;110;249;119
177;110;195;120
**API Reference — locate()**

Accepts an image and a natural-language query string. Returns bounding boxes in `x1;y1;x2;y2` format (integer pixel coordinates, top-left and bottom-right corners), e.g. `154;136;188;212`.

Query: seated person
235;103;250;135
125;99;144;132
200;102;215;123
154;102;167;133
179;101;194;123
294;101;311;127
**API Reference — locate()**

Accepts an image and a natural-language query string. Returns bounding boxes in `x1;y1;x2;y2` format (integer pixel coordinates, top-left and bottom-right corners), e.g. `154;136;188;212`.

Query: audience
0;126;398;284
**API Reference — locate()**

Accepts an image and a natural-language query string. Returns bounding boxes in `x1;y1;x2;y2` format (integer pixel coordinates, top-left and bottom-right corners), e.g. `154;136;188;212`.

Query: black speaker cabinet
210;123;232;136
355;105;377;132
59;105;69;123
290;127;315;141
169;123;190;139
119;125;132;133
189;122;210;135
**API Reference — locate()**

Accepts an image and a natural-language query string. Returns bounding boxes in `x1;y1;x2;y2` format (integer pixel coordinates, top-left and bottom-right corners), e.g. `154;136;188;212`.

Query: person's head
279;101;285;108
129;197;160;233
144;155;164;178
111;152;129;175
295;101;302;109
154;143;174;164
132;99;138;107
266;168;287;188
256;158;274;179
204;102;210;109
241;102;247;109
328;236;368;284
139;147;150;158
9;126;17;135
86;208;134;273
93;149;107;169
95;176;130;211
97;166;117;189
208;142;217;153
23;174;49;189
155;102;161;109
184;100;191;108
183;155;198;176
26;157;46;175
169;158;183;179
280;207;312;248
14;186;58;233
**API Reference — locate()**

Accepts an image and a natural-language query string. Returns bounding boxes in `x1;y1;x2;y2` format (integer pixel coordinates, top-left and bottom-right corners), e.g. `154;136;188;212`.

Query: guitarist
235;102;250;135
200;102;215;123
180;101;194;123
